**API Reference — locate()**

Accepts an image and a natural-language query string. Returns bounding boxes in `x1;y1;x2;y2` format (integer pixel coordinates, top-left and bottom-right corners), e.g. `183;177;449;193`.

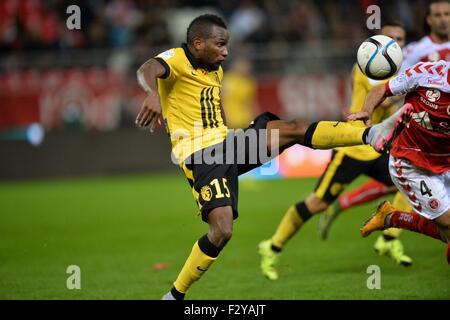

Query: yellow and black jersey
336;64;399;161
154;44;228;163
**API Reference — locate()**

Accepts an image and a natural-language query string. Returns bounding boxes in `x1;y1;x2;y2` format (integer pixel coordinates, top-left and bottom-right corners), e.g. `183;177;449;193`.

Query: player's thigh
237;112;281;176
389;156;450;220
366;153;394;186
314;151;368;204
183;160;239;222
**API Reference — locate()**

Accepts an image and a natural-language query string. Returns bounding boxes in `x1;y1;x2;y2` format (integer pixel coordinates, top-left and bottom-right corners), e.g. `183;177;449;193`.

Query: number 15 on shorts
210;178;230;198
200;178;230;202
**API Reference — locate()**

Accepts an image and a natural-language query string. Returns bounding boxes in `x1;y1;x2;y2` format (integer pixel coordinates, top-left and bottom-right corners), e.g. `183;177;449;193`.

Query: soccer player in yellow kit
258;22;413;281
136;14;401;299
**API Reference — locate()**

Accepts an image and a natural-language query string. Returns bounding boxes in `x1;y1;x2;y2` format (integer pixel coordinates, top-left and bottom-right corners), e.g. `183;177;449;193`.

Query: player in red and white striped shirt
320;2;450;258
353;60;450;263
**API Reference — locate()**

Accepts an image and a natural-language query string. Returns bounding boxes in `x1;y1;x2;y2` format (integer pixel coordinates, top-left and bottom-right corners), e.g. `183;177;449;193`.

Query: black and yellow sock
304;121;369;149
271;202;312;250
172;234;220;298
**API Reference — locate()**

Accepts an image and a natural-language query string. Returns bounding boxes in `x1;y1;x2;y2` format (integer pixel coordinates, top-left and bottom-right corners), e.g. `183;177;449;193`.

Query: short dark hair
426;0;450;17
370;19;405;37
381;19;405;30
186;14;227;44
424;0;449;34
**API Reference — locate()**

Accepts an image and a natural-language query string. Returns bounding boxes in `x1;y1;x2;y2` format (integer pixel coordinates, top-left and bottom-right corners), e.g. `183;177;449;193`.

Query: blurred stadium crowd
0;0;433;134
0;0;428;53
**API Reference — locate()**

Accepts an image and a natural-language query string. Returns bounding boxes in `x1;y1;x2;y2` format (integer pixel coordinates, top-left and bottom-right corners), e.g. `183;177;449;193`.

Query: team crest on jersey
200;185;212;202
428;198;440;211
426;89;440;102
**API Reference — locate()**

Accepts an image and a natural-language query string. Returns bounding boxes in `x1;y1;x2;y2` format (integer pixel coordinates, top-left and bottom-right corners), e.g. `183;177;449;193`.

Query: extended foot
258;240;280;280
373;236;413;266
361;201;394;237
367;103;413;153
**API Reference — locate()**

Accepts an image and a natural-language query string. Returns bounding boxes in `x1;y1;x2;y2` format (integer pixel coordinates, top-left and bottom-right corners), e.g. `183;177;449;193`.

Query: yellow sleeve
349;64;369;114
155;48;182;82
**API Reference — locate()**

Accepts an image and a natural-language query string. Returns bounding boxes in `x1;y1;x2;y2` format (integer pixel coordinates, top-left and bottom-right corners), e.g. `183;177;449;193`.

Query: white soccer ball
357;35;403;80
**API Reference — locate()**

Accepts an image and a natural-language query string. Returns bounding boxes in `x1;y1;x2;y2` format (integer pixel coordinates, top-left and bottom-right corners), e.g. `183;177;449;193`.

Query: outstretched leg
361;201;450;265
265;103;413;153
361;201;446;243
267;119;369;152
374;191;413;266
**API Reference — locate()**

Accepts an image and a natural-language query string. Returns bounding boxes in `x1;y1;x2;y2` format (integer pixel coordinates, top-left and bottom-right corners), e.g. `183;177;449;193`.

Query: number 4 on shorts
420;180;433;197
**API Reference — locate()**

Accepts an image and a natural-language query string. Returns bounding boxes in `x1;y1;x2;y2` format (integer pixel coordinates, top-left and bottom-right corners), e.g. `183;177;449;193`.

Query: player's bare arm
348;84;387;126
379;94;404;109
136;58;166;133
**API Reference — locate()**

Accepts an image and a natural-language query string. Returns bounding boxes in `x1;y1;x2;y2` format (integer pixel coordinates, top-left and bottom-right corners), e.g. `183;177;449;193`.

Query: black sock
170;287;185;300
295;201;313;222
303;122;318;148
271;244;282;253
198;234;221;257
383;234;396;242
363;128;370;144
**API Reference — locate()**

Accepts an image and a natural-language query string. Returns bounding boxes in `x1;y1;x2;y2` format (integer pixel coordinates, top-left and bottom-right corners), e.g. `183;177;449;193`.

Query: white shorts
389;156;450;220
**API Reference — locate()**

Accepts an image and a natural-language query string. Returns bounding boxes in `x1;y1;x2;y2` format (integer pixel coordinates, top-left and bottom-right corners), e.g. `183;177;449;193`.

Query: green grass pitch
0;173;448;299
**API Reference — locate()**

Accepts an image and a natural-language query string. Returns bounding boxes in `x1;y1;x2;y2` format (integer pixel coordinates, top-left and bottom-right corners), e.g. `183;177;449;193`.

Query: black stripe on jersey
209;88;219;128
200;88;208;128
206;87;215;128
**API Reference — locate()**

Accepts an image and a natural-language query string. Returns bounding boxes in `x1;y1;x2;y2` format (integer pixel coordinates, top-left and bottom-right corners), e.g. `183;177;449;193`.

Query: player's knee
207;206;234;238
286;119;310;136
305;194;329;214
219;228;233;242
209;226;233;248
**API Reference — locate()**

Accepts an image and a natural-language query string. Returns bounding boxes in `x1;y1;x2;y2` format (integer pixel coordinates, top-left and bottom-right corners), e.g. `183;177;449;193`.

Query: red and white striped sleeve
385;62;429;96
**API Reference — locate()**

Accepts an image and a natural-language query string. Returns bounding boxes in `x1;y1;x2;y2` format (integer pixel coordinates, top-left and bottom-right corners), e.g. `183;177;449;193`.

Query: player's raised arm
135;58;166;133
348;84;387;126
351;60;433;126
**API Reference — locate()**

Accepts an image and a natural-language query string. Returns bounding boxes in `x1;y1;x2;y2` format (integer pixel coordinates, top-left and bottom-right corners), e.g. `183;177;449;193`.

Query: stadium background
1;0;449;299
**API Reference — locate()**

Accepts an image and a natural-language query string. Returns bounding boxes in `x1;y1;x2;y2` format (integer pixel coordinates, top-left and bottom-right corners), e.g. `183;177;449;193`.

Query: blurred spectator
0;0;433;54
222;57;257;129
0;0;438;133
229;0;264;44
